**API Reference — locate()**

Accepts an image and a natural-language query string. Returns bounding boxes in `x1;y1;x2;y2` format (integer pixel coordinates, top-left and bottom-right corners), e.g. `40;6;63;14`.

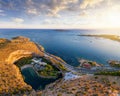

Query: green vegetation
88;61;97;66
42;57;66;71
38;64;60;77
14;57;32;68
95;71;120;76
111;64;120;67
41;57;52;64
58;63;67;71
15;56;63;78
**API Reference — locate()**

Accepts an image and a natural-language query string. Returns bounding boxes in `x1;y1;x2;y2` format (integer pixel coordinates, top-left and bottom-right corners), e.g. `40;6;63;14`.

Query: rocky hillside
0;36;67;95
0;36;45;95
43;75;120;96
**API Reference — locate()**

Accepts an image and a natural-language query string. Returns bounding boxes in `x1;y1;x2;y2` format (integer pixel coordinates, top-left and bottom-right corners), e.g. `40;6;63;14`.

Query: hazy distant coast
79;34;120;42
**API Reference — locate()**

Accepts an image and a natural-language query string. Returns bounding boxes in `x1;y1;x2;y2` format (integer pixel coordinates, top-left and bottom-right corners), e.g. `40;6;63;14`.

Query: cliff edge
0;36;65;95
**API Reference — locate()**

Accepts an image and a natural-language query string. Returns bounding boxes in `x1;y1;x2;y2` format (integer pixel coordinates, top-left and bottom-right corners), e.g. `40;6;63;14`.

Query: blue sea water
0;29;120;66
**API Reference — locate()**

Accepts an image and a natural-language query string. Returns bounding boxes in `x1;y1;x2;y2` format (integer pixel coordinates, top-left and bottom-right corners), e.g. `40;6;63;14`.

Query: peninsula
79;34;120;42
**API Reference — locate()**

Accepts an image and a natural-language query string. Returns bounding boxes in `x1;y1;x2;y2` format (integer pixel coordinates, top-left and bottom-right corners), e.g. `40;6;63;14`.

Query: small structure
31;57;47;71
32;58;42;63
83;63;91;69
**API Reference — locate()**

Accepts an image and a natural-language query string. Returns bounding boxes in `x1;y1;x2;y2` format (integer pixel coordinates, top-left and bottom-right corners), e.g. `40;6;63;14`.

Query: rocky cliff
0;36;45;95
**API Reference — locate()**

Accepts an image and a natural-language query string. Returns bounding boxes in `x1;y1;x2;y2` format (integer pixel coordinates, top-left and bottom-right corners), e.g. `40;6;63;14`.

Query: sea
0;29;120;89
0;29;120;66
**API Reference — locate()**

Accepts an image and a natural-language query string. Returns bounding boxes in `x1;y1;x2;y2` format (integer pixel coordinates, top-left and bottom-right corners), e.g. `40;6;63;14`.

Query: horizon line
0;27;120;30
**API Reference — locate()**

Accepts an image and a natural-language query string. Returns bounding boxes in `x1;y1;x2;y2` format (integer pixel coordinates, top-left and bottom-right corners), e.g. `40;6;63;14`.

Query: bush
14;57;32;68
95;71;120;76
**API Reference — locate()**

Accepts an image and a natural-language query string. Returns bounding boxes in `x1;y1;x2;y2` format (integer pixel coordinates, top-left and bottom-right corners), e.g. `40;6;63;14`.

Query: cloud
25;0;79;17
43;19;52;24
47;12;61;18
80;0;104;9
27;8;38;15
0;9;6;16
0;10;3;12
79;11;89;17
0;0;79;17
12;18;24;23
0;0;120;29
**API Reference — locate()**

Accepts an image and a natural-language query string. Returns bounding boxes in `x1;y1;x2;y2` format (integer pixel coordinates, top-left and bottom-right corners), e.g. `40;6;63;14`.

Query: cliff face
0;36;44;62
6;50;33;64
0;36;67;95
0;36;45;95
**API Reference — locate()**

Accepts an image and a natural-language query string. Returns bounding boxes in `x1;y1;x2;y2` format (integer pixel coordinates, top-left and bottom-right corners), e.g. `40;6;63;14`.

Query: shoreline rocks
78;58;102;69
108;60;120;67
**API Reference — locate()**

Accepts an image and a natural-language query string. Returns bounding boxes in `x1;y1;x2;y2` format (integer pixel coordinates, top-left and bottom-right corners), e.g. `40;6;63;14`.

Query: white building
31;58;47;71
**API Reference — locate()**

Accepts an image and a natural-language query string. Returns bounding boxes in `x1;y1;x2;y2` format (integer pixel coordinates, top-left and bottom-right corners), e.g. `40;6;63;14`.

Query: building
31;57;47;71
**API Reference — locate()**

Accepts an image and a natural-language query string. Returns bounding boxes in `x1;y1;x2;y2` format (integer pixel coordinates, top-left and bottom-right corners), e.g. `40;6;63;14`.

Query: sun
93;9;120;29
108;12;120;25
103;10;120;28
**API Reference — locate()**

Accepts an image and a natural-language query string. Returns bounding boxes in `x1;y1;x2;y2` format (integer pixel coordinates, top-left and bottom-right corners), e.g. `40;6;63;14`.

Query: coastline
78;34;120;42
1;36;120;95
21;64;62;79
0;36;67;95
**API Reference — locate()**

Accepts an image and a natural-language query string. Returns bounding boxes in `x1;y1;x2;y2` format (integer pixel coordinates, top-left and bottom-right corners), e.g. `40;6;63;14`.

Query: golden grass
0;36;44;95
44;75;120;96
0;63;32;94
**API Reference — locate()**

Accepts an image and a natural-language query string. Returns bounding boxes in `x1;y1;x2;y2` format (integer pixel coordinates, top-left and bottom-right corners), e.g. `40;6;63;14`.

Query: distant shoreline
78;34;120;42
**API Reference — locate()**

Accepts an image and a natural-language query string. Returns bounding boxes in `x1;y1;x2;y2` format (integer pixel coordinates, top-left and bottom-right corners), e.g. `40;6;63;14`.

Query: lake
21;67;60;90
0;29;120;66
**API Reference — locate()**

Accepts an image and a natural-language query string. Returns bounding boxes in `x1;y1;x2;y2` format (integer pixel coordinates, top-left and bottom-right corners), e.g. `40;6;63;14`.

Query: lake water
21;67;60;90
0;29;120;66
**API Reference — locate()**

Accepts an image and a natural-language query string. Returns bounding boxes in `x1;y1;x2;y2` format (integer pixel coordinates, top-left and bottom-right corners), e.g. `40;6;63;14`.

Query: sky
0;0;120;29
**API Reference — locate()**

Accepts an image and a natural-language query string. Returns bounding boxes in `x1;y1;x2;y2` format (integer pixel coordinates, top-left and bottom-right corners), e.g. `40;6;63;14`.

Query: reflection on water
0;29;120;66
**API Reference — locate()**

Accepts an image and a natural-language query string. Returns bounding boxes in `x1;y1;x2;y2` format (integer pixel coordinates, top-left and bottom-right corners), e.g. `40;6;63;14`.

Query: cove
21;67;61;90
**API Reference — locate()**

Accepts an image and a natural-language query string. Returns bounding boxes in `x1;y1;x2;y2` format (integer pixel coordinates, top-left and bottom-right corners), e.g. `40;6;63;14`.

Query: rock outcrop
11;36;30;43
0;38;10;44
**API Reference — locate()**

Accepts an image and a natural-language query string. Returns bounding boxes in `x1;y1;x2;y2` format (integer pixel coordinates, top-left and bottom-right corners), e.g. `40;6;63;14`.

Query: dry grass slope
0;36;44;95
44;75;120;96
